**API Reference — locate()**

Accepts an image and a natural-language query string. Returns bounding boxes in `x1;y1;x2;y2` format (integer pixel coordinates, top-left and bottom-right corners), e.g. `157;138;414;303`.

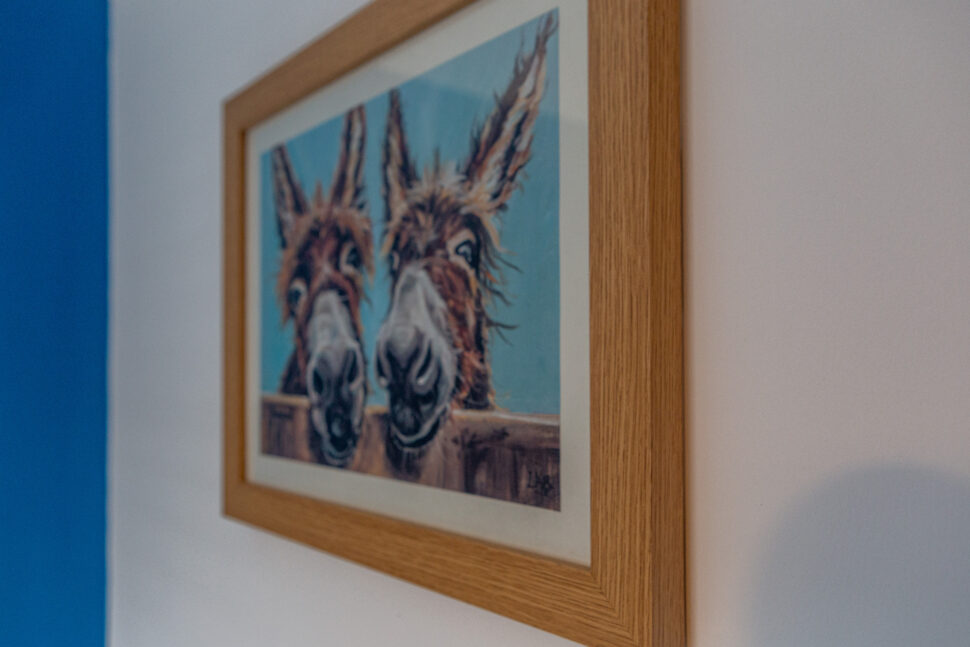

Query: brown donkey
272;106;373;467
375;14;557;473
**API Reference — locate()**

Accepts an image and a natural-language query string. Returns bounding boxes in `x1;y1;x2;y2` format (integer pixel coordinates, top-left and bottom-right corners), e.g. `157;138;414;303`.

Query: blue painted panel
0;1;107;645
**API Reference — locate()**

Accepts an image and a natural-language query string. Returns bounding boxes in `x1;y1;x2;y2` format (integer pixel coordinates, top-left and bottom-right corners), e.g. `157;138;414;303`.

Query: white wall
685;0;970;645
111;0;970;645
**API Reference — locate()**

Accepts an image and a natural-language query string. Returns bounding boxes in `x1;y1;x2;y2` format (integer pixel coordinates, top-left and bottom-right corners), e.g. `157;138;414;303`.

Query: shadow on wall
752;465;970;646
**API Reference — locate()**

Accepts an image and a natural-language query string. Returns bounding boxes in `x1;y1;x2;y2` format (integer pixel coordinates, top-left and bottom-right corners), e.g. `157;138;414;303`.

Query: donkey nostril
414;343;435;388
312;367;325;396
376;354;389;388
345;351;359;384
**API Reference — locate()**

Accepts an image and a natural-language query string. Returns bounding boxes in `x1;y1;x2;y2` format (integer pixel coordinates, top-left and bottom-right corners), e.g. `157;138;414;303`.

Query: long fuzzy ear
329;105;367;210
382;89;416;226
465;12;557;210
271;144;308;248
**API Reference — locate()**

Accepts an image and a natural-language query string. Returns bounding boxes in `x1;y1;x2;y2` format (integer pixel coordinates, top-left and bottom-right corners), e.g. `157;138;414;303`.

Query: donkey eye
454;240;478;269
345;246;361;271
340;243;363;275
287;279;307;313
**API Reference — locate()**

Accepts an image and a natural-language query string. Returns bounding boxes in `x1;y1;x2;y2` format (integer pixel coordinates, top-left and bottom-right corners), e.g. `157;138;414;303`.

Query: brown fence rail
260;394;560;510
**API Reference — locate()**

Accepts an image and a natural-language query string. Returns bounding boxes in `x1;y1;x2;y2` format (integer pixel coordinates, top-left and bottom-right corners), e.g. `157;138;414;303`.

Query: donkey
374;14;557;474
272;105;373;467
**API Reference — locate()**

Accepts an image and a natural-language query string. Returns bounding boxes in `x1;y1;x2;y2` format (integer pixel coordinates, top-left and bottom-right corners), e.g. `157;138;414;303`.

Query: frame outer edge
646;0;685;644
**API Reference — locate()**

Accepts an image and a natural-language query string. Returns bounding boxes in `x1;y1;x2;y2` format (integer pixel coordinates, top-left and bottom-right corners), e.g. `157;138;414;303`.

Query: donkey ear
329;105;367;211
271;144;308;248
382;89;416;225
464;13;557;210
312;181;325;209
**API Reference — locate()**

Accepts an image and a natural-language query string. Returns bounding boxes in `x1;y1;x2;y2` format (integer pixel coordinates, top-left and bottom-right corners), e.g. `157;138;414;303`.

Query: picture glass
245;0;589;563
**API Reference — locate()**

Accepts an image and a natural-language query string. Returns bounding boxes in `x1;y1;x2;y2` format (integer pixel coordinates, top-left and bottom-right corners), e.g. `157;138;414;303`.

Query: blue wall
0;2;107;645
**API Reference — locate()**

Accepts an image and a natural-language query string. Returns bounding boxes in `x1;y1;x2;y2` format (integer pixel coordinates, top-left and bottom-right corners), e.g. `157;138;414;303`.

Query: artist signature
526;470;556;498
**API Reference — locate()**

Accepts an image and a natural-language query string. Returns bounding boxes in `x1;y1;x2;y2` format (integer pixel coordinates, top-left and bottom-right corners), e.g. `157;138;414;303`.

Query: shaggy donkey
272;106;373;467
375;14;557;474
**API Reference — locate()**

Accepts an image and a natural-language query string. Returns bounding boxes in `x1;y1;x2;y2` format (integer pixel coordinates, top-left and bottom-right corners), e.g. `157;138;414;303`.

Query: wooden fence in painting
260;394;560;510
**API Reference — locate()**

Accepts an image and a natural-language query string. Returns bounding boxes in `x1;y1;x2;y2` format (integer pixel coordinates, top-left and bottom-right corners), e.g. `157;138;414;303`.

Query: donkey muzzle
376;266;456;448
306;291;366;466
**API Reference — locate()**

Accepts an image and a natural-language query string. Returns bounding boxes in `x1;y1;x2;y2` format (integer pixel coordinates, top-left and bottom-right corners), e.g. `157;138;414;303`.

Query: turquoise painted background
260;11;560;414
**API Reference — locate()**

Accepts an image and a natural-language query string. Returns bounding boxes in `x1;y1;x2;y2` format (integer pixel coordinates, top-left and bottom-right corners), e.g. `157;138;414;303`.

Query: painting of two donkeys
258;13;565;510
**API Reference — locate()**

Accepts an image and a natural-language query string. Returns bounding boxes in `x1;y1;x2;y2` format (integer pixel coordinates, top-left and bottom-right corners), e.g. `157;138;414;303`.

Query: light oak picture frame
223;1;683;644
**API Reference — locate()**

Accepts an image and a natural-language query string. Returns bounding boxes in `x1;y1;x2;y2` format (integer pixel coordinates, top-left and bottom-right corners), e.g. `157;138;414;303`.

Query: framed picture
223;1;683;644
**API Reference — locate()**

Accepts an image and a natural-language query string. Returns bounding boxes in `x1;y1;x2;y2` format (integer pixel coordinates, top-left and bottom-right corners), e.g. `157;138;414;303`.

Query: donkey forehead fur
276;206;373;317
381;164;501;257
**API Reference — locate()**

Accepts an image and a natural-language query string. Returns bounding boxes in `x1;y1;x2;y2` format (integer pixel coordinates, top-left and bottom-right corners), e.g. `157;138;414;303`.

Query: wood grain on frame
223;1;683;645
